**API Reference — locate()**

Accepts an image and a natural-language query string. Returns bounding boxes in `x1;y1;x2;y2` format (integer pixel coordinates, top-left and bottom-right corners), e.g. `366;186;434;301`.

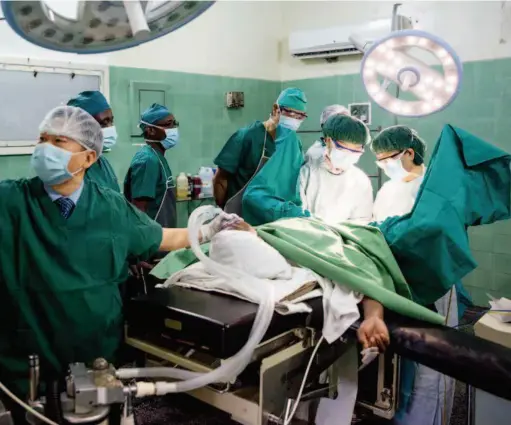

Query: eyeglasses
375;150;404;166
333;140;364;154
165;120;179;129
280;106;307;120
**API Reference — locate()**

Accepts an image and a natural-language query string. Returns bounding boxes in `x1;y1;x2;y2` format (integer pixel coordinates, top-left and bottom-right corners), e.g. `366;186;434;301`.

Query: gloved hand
200;212;245;242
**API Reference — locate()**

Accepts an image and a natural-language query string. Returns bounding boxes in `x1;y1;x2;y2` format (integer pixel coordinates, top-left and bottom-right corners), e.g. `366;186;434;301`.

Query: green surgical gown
377;125;511;306
86;155;120;192
214;121;276;200
242;126;310;226
0;178;162;395
124;145;172;220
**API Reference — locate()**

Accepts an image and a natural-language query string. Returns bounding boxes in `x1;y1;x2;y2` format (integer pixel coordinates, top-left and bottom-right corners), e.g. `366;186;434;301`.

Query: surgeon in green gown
67;90;120;192
124;103;178;229
371;125;471;425
213;88;308;212
0;105;242;405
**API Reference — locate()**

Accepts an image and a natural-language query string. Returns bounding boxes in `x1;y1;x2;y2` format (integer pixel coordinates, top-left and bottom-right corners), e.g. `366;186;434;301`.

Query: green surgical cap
67;91;110;116
322;114;369;145
371;125;427;165
276;87;307;113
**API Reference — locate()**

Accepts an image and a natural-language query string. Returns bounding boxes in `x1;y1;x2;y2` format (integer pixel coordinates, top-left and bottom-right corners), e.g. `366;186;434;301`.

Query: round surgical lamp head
0;0;214;54
360;29;463;117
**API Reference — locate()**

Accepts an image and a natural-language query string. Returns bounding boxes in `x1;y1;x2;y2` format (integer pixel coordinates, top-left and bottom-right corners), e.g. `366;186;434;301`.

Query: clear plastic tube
116;206;276;393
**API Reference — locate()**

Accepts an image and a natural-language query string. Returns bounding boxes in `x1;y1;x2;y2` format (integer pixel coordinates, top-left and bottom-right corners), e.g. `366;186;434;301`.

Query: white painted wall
280;0;511;81
0;1;281;80
1;1;510;82
109;1;282;80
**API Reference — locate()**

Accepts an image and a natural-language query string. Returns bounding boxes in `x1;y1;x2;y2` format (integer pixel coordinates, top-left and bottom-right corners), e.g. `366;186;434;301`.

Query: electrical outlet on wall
226;92;244;109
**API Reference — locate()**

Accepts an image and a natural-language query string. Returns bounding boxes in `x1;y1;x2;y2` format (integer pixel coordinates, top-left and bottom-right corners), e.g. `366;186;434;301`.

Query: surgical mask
140;120;179;150
330;148;362;170
279;116;302;132
31;143;85;186
102;126;118;151
161;127;179;150
377;155;409;181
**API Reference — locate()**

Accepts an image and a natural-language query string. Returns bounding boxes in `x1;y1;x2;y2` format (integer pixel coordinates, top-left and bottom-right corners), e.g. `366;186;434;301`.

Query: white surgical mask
377;155;409;181
279;115;302;132
102;126;118;151
330;149;362;170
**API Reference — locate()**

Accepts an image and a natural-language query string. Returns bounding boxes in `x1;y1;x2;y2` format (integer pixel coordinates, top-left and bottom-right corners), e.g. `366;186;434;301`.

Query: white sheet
158;261;362;344
160;262;322;315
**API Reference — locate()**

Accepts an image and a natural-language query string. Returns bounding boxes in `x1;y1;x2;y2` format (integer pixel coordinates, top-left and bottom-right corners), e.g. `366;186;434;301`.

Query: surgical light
0;0;215;54
360;29;463;117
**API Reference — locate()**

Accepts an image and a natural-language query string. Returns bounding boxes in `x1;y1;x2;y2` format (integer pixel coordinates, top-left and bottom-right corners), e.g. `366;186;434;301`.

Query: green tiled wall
108;66;281;182
109;67;280;225
286;57;511;306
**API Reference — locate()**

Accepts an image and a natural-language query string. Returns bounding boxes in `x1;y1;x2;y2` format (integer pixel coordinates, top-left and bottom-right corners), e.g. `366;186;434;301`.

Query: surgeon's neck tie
54;197;75;219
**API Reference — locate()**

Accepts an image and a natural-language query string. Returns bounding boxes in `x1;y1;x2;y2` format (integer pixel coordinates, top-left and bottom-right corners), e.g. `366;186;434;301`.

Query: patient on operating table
165;224;389;352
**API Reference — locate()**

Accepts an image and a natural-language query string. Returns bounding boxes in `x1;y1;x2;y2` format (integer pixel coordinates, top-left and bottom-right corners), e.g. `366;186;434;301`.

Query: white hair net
320;104;350;126
39;106;103;156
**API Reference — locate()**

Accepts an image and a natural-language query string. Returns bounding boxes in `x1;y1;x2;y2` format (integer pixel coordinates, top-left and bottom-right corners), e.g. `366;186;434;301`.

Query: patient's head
210;230;292;279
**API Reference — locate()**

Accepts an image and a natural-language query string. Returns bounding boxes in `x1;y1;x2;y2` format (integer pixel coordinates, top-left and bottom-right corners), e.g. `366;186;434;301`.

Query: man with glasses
124;103;179;229
300;111;373;224
213;88;307;215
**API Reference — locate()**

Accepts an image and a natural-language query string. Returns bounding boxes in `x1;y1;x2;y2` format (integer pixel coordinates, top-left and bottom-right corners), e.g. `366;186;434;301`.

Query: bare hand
357;317;390;352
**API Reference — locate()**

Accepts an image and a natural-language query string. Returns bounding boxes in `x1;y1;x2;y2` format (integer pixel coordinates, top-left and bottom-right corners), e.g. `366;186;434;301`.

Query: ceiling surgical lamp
359;29;463;117
0;0;215;54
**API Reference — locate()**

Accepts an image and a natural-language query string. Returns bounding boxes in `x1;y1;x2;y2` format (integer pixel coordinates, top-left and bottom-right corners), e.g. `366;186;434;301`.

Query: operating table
121;285;511;425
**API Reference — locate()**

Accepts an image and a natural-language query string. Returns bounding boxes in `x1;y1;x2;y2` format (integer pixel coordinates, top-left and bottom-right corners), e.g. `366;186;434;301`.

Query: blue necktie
54;197;75;219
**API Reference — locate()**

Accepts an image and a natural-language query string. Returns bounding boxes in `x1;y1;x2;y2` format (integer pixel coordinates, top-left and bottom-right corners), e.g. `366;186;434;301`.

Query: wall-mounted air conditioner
289;16;413;60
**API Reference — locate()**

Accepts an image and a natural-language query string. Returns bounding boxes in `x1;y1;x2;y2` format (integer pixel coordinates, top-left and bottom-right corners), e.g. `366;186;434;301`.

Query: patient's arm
357;298;390;352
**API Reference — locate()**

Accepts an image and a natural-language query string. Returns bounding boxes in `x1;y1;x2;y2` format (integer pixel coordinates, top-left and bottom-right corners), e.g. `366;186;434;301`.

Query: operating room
0;1;511;425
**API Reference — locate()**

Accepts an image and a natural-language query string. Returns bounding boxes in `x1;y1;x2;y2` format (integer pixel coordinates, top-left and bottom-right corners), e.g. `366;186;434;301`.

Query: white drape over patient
160;229;362;343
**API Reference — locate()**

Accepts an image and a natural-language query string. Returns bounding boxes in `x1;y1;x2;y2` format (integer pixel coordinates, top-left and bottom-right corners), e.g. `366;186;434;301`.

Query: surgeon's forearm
160;228;204;252
213;169;229;208
362;297;384;319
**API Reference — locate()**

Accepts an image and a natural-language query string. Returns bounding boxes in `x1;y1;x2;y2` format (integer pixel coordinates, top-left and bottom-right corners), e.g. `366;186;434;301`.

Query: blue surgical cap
276;88;307;113
67;91;110;116
140;103;171;131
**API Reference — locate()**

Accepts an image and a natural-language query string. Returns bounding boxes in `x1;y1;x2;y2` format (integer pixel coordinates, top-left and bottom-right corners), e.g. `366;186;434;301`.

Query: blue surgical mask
279;115;302;132
161;127;179;150
102;126;118;151
31;143;84;186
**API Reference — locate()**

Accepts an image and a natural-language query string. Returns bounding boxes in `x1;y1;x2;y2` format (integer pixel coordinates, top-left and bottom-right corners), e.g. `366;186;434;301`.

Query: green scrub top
214;121;275;200
85;155;120;193
0;178;162;395
124;145;173;220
